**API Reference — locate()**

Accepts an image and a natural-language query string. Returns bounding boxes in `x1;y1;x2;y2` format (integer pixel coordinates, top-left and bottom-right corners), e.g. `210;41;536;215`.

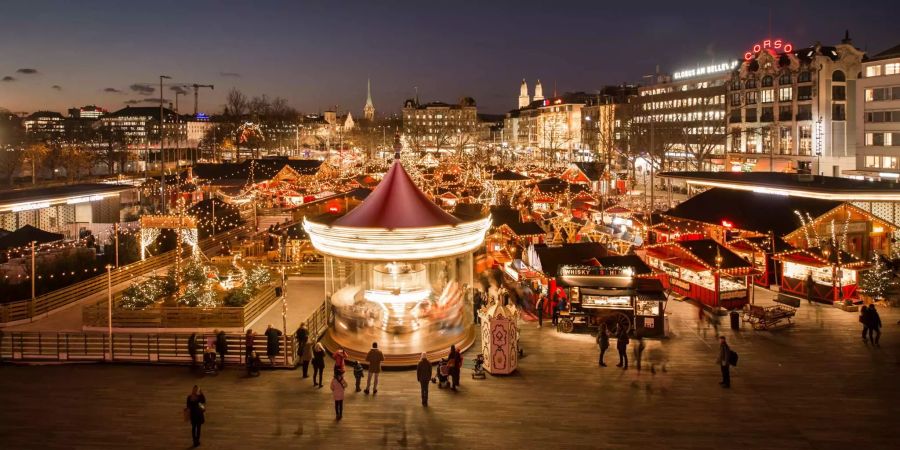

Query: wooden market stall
773;247;868;303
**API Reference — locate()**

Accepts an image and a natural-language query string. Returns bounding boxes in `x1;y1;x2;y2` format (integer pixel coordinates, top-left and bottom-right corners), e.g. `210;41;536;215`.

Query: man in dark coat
188;332;199;368
416;353;433;406
716;336;731;388
295;324;309;359
616;328;629;369
866;304;882;346
265;325;282;364
215;330;228;369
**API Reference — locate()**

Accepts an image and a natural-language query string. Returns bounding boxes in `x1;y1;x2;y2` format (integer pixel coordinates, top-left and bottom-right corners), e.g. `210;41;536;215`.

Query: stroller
471;354;486;379
203;347;218;375
432;358;451;388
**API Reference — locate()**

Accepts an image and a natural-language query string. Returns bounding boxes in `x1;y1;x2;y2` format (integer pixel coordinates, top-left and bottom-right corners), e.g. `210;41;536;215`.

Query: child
351;360;364;392
330;369;348;420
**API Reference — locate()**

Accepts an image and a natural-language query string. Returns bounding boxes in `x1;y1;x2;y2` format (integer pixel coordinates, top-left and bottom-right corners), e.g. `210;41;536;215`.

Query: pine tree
860;253;893;300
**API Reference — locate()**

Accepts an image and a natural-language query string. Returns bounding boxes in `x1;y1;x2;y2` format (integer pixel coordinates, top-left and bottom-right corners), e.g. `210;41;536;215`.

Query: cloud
104;87;122;93
51;85;62;91
130;83;155;95
1;76;15;82
123;99;142;105
170;85;189;95
16;68;38;75
219;72;241;78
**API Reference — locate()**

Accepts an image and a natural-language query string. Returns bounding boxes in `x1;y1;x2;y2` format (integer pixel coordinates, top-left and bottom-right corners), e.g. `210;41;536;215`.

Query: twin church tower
518;79;544;108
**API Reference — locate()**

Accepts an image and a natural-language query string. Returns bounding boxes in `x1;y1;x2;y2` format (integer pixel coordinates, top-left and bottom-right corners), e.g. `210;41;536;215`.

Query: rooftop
0;183;131;212
659;171;900;201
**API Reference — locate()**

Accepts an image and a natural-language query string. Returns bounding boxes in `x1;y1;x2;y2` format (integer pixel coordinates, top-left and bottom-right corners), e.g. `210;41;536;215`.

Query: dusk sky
1;0;897;116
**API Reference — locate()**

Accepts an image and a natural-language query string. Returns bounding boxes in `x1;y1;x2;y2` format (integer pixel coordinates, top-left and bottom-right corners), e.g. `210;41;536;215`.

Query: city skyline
1;0;898;115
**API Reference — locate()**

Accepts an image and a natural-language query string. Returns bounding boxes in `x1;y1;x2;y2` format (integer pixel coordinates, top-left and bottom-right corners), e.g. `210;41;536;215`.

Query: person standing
188;332;199;368
351;360;364;392
185;385;206;447
448;344;463;390
312;342;326;387
295;324;309;361
330;369;347;420
536;295;545;328
215;330;228;369
416;353;432;406
866;304;882;346
716;336;731;388
364;342;384;395
265;325;282;365
473;291;483;324
634;336;646;371
596;324;609;367
333;348;347;374
244;329;255;361
805;274;815;304
860;305;870;343
300;339;313;378
616;328;629;369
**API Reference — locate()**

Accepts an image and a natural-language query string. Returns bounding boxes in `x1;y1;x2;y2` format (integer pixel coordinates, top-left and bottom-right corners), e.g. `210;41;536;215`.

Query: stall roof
533;242;607;277
659;171;900;201
596;255;652;275
664;187;841;236
645;239;753;272
0;183;130;212
492;169;529;181
0;225;65;250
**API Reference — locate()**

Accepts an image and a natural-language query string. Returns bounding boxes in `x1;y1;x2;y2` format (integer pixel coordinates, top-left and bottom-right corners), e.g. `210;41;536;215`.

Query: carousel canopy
0;225;64;250
333;161;461;229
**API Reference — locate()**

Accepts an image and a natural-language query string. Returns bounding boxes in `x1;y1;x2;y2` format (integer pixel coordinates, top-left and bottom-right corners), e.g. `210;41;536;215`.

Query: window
779;105;793;121
762;127;774;153
761;89;774;103
865;111;900;123
866;132;874;146
731;79;741;90
886;63;900;75
779;87;792;101
779;72;792;85
832;70;846;82
798;71;812;82
731;93;741;106
893;133;900;146
729;110;742;123
745;78;757;89
894;87;900;100
872;133;885;146
746;91;758;105
762;76;774;87
761;107;774;122
746;108;757;122
832;85;846;101
779;127;793;154
798;86;812;101
883;156;898;169
799;125;812;155
797;104;812;120
832;104;846;120
866;155;880;168
731;132;742;152
866;65;883;77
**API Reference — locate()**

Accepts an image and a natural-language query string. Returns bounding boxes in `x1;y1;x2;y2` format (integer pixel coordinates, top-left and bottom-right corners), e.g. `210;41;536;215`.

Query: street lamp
105;264;113;359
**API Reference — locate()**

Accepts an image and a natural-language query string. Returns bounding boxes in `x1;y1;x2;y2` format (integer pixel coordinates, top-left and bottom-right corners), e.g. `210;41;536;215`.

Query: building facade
726;35;864;175
402;98;478;153
99;106;185;147
23;111;66;137
504;91;591;164
853;44;900;179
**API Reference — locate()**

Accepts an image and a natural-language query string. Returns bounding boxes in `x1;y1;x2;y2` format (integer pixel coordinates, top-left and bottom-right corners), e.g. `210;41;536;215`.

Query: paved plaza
1;289;899;450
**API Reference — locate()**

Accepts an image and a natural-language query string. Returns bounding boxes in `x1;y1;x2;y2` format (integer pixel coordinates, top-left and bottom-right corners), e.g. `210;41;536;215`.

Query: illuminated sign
673;61;739;80
721;220;733;228
11;201;50;212
744;39;793;61
558;265;633;277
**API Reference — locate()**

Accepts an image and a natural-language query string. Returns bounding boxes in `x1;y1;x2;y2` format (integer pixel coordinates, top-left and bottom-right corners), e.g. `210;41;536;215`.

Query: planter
834;302;859;313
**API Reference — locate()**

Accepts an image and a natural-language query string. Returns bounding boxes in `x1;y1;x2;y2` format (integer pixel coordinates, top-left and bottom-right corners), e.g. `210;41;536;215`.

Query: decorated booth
773;247;867;303
478;301;520;375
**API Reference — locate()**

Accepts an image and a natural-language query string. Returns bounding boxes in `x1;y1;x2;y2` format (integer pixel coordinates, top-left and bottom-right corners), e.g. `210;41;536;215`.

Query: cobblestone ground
1;289;898;450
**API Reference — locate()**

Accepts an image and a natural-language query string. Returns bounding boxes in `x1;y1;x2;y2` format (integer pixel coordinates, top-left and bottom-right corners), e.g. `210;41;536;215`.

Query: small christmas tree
860;253;893;300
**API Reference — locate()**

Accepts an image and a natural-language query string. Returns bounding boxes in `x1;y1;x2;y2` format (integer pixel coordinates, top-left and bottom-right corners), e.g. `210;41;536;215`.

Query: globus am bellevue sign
744;39;793;60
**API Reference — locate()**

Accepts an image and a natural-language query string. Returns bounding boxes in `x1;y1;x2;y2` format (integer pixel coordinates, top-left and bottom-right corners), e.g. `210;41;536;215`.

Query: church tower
518;79;530;108
363;78;375;121
534;79;544;102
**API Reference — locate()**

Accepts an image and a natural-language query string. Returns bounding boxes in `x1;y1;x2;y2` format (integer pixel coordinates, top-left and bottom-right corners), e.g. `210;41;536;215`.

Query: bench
742;304;796;330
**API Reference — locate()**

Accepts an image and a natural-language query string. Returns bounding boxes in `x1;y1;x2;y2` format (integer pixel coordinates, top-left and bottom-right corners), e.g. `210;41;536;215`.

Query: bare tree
61;146;94;182
681;96;726;170
0;146;23;185
224;88;248;118
540;113;573;168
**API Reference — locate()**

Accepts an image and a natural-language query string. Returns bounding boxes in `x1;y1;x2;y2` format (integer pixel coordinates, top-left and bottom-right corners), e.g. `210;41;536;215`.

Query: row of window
642;95;725;111
731;71;813;90
730;104;814;122
865;132;900;146
864;110;900;123
634;110;726;122
865;63;900;78
864;86;900;102
728;124;813;155
864;155;899;169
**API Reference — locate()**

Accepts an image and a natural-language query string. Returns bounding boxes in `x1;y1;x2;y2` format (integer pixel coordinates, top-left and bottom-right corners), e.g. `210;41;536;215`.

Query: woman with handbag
185;385;206;447
330;369;348;420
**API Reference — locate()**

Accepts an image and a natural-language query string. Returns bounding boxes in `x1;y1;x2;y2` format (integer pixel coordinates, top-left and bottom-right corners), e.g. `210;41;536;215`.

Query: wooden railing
82;284;279;329
0;227;246;325
0;330;296;367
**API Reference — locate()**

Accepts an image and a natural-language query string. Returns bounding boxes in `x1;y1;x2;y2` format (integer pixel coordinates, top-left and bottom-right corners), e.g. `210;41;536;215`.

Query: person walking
185;385;206;447
244;329;255;361
312;342;326;387
448;344;463;390
215;329;228;369
330;369;348;420
416;353;432;406
860;305;870;343
300;339;313;378
265;325;282;365
536;295;545;328
596;324;609;367
295;324;309;360
364;342;384;395
616;327;629;369
716;336;731;388
805;274;815;304
866;304;882;346
188;332;199;368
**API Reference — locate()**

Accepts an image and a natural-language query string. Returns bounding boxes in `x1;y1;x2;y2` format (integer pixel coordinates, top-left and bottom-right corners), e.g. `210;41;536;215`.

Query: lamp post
30;240;36;319
105;264;113;359
114;222;120;268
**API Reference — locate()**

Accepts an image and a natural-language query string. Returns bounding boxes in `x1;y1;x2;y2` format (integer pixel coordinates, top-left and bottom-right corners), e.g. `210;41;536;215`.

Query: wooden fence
82;285;279;329
0;227;246;325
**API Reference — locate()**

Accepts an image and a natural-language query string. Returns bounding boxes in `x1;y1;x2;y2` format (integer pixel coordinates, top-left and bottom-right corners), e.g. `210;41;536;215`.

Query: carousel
304;139;491;365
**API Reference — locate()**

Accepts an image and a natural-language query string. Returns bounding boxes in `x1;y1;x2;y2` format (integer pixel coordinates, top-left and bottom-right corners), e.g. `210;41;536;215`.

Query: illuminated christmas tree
860;253;893;300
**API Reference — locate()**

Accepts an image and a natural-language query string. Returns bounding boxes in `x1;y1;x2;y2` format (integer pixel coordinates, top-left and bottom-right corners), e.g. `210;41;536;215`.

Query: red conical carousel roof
333;161;462;229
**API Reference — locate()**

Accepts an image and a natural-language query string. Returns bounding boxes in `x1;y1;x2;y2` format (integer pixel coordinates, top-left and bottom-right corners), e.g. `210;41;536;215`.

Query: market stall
773;247;867;303
641;239;755;310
